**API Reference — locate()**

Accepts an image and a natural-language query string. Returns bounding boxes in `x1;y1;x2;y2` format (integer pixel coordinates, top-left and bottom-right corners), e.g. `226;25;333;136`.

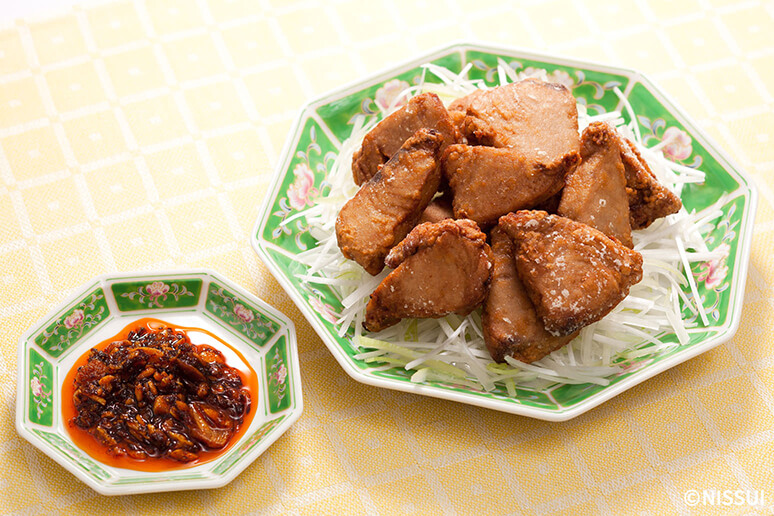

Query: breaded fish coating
443;144;577;227
500;211;643;336
460;79;580;165
483;227;578;363
418;191;454;224
534;190;563;214
448;89;485;114
617;135;682;229
364;219;493;333
447;89;485;135
352;92;460;185
558;122;633;247
336;128;444;276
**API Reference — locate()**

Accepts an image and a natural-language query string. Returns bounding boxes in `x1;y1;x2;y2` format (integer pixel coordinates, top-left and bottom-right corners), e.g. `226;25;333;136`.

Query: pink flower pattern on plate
698;243;730;289
620;359;652;375
233;304;254;324
287;163;319;211
273;363;287;385
662;126;692;161
309;296;338;324
549;70;574;89
64;309;84;329
146;281;169;299
375;79;410;112
31;377;43;397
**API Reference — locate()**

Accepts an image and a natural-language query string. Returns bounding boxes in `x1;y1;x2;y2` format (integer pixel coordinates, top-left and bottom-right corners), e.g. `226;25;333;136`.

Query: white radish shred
613;86;642;144
292;62;725;393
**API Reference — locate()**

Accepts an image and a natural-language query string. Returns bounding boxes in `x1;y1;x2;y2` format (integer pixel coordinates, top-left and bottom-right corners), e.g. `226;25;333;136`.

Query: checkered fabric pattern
1;0;774;514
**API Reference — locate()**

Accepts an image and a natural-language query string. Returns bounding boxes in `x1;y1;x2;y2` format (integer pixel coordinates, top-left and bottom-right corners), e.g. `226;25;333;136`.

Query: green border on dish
111;278;202;311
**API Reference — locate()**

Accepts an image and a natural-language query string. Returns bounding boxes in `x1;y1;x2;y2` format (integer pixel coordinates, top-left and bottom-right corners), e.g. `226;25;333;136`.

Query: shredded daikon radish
613;86;642;144
292;62;725;393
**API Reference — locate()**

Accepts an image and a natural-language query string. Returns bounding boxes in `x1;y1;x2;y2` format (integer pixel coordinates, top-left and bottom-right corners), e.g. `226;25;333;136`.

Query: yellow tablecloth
2;0;773;514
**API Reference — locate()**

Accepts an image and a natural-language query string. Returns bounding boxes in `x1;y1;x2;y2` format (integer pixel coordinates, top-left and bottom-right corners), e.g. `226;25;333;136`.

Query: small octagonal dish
251;42;756;421
16;269;302;495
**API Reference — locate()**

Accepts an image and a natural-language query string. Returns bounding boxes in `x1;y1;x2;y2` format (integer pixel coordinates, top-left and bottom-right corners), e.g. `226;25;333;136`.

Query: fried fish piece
364;219;492;333
558;122;633;247
448;89;485;114
447;89;485;135
351;92;460;185
617;135;682;229
534;190;563;214
336;128;444;275
442;144;577;227
500;211;643;336
419;191;455;224
460;79;580;165
482;227;578;363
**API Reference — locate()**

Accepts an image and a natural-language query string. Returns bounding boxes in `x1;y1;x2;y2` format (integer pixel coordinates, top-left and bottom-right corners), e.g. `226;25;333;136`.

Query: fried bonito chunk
443;144;577;227
558;122;633;247
447;89;485;135
419;192;454;224
352;92;460;185
336;129;444;275
482;227;578;363
617;135;682;229
459;79;580;165
448;89;485;114
534;190;563;214
500;211;643;336
364;219;492;333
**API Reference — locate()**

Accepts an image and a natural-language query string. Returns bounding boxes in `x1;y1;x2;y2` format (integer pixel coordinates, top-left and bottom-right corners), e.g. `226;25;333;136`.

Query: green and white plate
15;269;302;495
251;42;756;421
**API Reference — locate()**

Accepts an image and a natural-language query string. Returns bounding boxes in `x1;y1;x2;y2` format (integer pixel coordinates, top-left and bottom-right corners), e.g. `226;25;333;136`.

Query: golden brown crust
418;192;455;225
448;89;485;113
384;218;486;268
534;190;563;214
442;144;578;227
364;219;492;332
459;79;580;164
609;130;682;229
500;210;643;336
558;122;633;247
336;128;444;275
482;227;578;363
351;92;460;185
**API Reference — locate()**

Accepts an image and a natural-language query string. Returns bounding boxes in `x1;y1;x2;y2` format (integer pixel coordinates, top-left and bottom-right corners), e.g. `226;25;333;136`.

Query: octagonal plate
15;269;302;495
251;42;756;421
